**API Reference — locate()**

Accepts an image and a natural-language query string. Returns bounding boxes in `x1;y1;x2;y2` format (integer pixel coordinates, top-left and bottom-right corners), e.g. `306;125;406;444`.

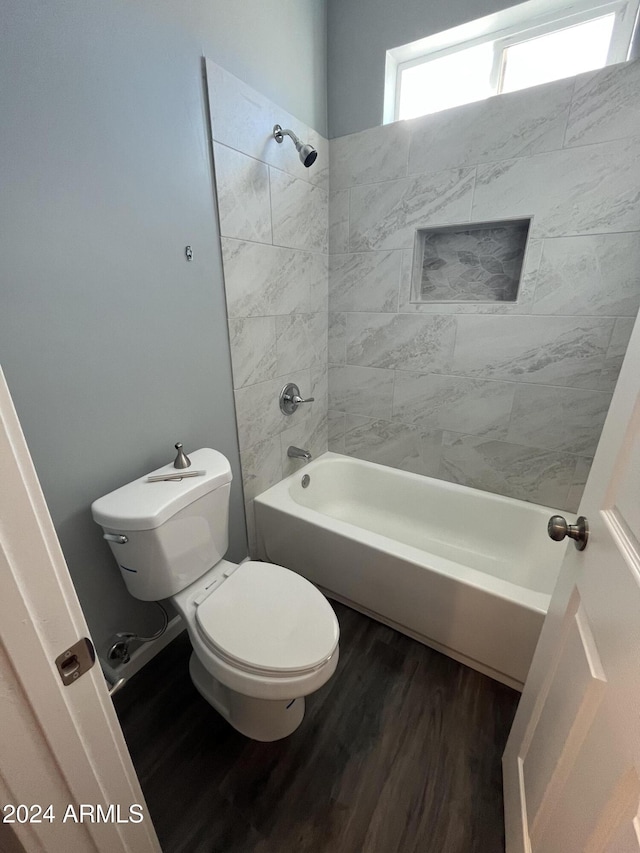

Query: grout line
540;227;640;240
526;237;544;308
267;161;330;197
561;74;580;149
449;313;460;371
337;357;617;394
469;165;479;220
267;165;274;246
316;304;636;318
403;125;411;178
221;234;330;257
317;305;632;320
602;313;619;356
322;408;595;461
211;139;328;192
252;225;640;255
347;185;352;254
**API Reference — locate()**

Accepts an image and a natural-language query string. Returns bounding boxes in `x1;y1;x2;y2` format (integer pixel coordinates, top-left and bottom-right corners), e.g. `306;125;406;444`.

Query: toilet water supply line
107;601;169;665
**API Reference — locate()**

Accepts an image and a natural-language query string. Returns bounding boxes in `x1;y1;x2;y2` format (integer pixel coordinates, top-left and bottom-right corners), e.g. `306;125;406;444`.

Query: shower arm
273;125;301;146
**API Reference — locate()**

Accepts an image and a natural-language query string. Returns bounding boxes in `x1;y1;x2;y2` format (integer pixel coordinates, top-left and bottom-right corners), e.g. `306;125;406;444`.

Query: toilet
91;447;339;741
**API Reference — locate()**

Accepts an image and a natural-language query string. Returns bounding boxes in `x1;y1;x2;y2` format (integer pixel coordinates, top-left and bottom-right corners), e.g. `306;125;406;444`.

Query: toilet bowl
171;558;339;740
91;447;340;741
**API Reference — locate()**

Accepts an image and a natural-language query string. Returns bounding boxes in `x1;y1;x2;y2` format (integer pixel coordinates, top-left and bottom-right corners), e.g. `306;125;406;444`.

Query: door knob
547;515;589;551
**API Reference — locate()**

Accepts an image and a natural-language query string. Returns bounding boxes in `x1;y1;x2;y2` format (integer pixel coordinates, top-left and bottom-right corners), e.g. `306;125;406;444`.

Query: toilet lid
195;561;339;676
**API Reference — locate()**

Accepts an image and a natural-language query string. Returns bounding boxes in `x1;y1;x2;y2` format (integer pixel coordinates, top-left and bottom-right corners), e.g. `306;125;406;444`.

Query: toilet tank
91;448;232;601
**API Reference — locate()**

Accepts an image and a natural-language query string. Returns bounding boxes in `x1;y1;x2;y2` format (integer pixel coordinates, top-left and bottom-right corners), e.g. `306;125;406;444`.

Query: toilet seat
195;561;339;678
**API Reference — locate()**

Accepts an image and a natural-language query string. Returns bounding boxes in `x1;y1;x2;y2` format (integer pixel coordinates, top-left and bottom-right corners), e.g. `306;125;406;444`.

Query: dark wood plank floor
115;602;519;853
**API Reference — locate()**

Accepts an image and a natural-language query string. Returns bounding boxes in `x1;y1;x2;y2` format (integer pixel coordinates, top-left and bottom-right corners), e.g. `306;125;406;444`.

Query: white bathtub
254;452;569;690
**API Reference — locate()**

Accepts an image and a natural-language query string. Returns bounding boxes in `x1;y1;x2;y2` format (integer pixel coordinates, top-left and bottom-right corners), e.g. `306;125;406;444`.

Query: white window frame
384;0;639;124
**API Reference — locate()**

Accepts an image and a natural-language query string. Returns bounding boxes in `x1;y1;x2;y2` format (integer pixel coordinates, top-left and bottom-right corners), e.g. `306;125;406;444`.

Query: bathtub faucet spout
287;446;312;462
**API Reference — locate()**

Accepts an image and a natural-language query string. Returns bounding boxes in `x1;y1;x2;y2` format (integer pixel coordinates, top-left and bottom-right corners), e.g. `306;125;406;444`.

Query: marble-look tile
452;315;615;387
240;434;283;502
392;373;516;438
328;410;346;452
345;414;370;431
564;60;640;148
276;313;327;376
343;417;423;475
473;136;640;238
280;407;328;477
329;251;402;313
440;432;577;509
228;317;277;389
328;365;394;419
398;239;543;314
598;317;637;392
307;253;329;315
328;313;347;364
205;60;327;191
346;313;457;372
532;233;640;317
275;365;325;438
329;189;350;254
311;361;328;390
212;143;272;243
234;369;310;450
408;77;573;175
310;365;329;418
349;168;475;251
421;430;445;477
566;457;593;513
507;385;612;455
234;377;285;452
221;239;313;317
270;167;328;253
330;122;410;189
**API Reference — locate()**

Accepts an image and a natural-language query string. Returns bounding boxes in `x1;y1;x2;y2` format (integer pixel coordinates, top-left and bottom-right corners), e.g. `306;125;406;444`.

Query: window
384;0;638;123
500;14;616;93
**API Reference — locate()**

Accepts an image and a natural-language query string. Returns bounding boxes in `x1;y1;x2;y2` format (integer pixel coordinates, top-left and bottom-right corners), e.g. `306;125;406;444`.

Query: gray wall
328;61;640;511
0;1;327;656
144;0;328;136
327;0;513;136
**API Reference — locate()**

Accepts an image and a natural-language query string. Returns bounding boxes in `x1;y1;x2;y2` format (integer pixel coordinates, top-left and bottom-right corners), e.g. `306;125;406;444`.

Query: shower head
273;124;318;168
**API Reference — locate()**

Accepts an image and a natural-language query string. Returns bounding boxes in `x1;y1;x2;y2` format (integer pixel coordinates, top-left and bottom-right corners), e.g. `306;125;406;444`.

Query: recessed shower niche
411;218;531;303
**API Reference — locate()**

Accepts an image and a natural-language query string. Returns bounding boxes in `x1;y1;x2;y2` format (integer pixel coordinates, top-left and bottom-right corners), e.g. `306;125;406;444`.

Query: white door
0;367;161;853
503;310;640;852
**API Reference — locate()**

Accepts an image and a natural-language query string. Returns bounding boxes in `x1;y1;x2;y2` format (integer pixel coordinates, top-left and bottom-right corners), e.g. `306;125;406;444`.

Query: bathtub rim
254;451;565;615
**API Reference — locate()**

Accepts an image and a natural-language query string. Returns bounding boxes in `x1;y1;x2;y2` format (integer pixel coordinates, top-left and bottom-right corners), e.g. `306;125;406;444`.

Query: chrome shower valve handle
279;382;315;415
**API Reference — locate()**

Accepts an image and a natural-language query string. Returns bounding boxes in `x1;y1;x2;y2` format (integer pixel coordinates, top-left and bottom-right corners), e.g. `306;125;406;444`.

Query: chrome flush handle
103;533;128;544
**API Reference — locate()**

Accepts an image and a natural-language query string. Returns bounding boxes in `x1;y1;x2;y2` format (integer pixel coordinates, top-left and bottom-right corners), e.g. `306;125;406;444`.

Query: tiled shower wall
206;62;329;550
328;60;640;512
